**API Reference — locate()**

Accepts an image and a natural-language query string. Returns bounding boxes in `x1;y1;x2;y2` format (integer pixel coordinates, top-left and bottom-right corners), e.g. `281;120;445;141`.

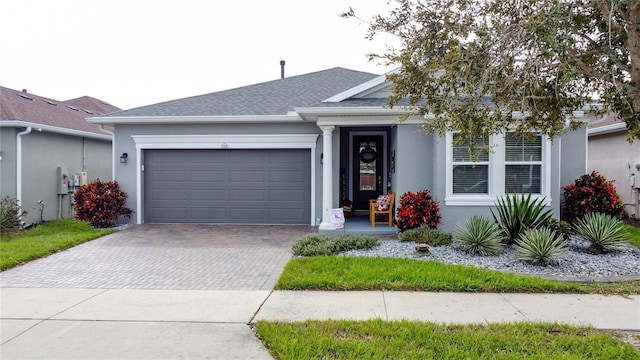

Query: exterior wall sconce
120;152;128;163
320;153;323;164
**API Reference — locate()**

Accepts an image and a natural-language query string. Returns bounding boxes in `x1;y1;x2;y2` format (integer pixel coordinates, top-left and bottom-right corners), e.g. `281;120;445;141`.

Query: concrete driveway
0;223;315;290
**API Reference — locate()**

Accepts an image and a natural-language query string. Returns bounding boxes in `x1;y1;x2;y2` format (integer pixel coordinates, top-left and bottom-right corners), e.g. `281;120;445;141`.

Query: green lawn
276;256;640;295
0;219;113;271
255;320;640;359
626;224;640;249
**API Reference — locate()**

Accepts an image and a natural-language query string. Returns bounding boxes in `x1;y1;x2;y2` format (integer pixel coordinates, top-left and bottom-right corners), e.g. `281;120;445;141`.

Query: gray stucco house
588;113;640;218
0;86;119;225
88;67;588;232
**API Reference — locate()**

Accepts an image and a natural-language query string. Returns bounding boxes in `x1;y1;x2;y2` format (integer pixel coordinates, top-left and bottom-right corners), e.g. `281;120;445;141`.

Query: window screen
452;134;489;194
505;133;542;193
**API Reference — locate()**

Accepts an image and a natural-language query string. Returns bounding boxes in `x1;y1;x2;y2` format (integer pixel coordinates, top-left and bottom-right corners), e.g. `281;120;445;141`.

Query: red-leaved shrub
395;189;441;232
74;180;133;228
561;171;624;224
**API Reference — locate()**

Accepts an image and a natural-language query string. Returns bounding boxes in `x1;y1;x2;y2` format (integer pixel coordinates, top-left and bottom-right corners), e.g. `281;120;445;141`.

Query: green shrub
395;190;441;232
0;196;26;233
73;180;133;228
515;228;567;266
400;226;452;246
572;212;629;254
454;215;504;256
544;218;572;241
561;171;625;224
292;234;379;256
491;193;554;244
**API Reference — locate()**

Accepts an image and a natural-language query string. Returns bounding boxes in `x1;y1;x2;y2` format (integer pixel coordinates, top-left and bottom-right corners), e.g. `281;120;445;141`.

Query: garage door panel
190;207;228;221
145;149;310;224
270;209;306;221
191;190;227;201
230;189;266;201
229;170;266;182
270;171;305;183
269;189;305;201
152;170;187;182
151;207;188;219
151;190;188;200
229;151;267;163
191;171;226;182
229;208;267;221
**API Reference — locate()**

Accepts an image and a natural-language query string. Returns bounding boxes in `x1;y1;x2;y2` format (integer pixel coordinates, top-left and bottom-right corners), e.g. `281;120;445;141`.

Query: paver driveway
0;224;315;290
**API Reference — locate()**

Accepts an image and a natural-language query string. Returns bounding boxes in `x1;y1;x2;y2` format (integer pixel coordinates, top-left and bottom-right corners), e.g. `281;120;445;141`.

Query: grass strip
0;219;113;271
255;320;640;360
276;256;586;293
625;224;640;249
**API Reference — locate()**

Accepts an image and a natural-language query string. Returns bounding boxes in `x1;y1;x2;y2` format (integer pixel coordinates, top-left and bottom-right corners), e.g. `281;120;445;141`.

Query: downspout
16;127;32;220
99;125;115;180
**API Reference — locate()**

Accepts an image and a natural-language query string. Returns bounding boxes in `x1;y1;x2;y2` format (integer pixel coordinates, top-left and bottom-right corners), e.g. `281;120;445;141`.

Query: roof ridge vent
43;99;58;106
66;105;79;111
17;93;33;100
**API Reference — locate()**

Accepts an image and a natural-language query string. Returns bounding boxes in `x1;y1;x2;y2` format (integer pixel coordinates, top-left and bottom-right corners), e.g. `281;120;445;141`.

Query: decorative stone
415;243;430;256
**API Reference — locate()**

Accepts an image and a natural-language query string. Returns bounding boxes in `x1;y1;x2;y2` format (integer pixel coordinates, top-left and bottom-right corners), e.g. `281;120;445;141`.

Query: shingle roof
0;86;119;135
102;67;379;117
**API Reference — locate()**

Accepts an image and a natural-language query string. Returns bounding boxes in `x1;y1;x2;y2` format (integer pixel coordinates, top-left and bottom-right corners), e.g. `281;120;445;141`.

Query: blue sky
1;0;396;110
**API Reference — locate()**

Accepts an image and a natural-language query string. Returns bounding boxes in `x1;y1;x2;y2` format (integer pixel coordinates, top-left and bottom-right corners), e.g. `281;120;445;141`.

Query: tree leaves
347;0;640;143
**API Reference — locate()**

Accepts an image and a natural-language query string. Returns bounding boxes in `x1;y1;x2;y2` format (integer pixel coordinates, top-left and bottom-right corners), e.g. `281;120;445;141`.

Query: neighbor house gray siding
588;130;640;214
0;129;17;199
2;131;112;225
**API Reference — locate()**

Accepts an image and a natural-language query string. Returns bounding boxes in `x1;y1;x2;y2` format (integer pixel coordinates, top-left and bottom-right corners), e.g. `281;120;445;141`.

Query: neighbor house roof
100;67;379;118
587;112;626;136
0;86;119;136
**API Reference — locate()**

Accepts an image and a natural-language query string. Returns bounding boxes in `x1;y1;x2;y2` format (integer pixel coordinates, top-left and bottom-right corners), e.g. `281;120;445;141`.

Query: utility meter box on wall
57;166;70;194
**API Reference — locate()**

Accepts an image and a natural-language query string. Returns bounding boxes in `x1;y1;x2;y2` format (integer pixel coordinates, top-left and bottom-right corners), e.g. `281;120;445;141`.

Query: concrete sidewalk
1;288;638;359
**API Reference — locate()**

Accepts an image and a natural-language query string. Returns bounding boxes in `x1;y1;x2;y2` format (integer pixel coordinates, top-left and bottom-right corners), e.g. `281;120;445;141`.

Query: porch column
319;125;335;230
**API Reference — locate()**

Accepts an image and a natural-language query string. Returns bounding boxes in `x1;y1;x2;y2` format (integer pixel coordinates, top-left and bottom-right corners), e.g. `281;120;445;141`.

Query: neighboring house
0;86;120;225
588;113;640;218
88;67;587;233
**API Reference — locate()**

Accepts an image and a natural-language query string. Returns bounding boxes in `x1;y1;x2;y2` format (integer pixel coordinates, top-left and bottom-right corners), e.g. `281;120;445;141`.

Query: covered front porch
319;215;398;235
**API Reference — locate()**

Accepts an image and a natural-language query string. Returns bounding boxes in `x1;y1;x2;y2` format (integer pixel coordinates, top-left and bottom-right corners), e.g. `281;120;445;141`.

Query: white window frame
445;132;551;206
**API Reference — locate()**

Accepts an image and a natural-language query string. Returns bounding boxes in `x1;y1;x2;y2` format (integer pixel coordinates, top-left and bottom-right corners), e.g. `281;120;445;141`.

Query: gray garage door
144;149;311;224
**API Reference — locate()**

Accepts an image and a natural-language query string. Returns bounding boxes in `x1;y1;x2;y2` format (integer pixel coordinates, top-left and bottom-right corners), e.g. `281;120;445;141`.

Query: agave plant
515;227;567;266
491;193;554;244
572;212;629;254
454;215;504;256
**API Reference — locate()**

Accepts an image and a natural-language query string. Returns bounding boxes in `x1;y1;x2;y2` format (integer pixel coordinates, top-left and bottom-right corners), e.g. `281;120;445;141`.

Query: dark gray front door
144;149;311;224
353;136;384;210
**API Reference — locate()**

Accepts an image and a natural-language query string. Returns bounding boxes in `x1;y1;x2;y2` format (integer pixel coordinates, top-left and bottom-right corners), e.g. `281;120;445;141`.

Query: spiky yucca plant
491;193;554;244
515;228;567;266
454;215;504;256
572;212;629;254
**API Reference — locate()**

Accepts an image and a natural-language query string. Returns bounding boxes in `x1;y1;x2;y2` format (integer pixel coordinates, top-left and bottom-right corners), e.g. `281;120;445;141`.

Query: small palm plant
454;215;504;256
572;212;629;254
492;193;554;244
515;227;567;266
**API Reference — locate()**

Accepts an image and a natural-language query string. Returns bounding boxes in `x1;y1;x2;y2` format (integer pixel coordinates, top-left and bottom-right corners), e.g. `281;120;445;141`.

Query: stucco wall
589;130;640;216
0;128;17;199
9;131;112;225
393;124;434;200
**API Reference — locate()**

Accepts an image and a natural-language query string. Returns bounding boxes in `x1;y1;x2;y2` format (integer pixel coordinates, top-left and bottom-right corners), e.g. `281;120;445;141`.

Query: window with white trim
445;131;550;205
504;132;542;194
452;134;489;194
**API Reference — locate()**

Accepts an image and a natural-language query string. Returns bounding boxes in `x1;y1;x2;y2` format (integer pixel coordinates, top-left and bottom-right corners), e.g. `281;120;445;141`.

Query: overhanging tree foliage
344;0;640;146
